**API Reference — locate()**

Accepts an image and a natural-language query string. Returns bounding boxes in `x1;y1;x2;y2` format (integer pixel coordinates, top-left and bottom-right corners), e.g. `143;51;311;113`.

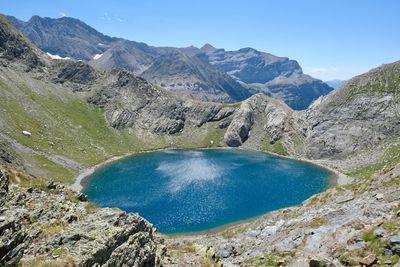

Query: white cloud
60;12;67;17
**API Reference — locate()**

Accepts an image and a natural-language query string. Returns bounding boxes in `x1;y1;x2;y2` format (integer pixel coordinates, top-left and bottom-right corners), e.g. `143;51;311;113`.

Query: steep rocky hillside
304;61;400;160
7;15;333;109
6;15;115;61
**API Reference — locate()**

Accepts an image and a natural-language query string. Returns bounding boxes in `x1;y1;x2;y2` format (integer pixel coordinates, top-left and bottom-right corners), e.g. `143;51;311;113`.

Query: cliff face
0;16;46;71
87;67;234;134
223;94;292;147
303;61;400;159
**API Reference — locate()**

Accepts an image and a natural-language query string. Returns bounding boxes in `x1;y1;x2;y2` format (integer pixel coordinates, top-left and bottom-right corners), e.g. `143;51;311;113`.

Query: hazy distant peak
200;43;217;53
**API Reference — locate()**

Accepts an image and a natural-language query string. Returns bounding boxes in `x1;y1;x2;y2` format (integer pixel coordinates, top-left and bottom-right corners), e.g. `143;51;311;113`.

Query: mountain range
6;15;333;110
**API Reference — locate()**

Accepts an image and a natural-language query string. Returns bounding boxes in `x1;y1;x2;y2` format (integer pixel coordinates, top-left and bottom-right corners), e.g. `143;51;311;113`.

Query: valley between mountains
0;14;400;267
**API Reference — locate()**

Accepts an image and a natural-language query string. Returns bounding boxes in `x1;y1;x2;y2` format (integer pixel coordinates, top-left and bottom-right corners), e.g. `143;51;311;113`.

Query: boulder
359;254;377;266
309;258;328;267
22;130;31;137
105;232;157;266
389;236;400;255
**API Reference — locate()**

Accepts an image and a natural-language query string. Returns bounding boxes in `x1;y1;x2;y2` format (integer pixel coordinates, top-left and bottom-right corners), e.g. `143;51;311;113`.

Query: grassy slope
0;68;228;184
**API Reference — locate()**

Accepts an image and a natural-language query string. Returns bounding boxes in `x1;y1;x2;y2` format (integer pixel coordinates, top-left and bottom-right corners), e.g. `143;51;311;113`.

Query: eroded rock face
50;60;99;90
0;140;16;165
105;232;157;266
223;94;291;147
304;61;400;159
88;69;234;134
223;102;254;147
0;171;26;266
0;177;164;266
0;18;44;70
0;170;8;204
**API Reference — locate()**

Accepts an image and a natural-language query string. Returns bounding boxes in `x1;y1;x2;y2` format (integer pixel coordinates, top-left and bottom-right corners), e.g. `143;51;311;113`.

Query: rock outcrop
0;171;26;266
304;61;400;159
0;16;45;70
223;94;292;147
87;68;233;134
0;139;17;165
50;60;99;90
0;170;165;266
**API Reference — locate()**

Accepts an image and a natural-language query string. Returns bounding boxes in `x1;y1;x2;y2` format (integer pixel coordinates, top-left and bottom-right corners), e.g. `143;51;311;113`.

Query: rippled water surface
83;149;332;234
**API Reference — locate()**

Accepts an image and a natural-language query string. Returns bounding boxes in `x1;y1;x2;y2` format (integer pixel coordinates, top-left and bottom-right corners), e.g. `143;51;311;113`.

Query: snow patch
46;52;71;60
93;53;103;60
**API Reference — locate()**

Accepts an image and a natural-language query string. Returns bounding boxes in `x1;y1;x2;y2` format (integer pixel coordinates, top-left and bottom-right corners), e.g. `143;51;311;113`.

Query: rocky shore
0;170;167;266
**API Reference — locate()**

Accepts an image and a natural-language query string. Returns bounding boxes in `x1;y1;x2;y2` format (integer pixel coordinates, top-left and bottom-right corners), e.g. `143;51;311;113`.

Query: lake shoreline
71;146;349;192
70;146;350;237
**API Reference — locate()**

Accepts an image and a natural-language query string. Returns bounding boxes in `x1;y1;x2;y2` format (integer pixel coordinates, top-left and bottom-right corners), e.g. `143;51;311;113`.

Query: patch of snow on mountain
93;53;103;60
46;52;71;60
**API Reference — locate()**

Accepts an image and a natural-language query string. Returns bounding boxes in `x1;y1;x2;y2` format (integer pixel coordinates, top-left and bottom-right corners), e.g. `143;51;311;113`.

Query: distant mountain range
6;15;334;109
325;79;346;89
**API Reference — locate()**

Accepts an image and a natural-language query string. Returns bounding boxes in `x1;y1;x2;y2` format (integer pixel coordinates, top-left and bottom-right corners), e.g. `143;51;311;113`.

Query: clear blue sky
2;0;400;80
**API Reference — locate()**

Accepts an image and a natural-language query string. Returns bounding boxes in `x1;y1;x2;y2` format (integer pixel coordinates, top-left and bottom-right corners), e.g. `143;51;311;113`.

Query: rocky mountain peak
8;15;113;61
200;43;217;53
0;15;45;69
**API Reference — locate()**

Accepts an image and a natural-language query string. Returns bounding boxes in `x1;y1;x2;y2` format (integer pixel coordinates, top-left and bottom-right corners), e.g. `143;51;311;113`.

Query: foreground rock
0;170;166;266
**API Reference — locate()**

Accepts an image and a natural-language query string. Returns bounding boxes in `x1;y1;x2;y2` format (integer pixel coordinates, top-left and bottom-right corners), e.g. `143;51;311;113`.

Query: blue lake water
82;149;332;234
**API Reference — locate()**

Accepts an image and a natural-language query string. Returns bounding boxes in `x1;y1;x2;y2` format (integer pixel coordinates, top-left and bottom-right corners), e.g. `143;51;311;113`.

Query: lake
82;149;332;234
